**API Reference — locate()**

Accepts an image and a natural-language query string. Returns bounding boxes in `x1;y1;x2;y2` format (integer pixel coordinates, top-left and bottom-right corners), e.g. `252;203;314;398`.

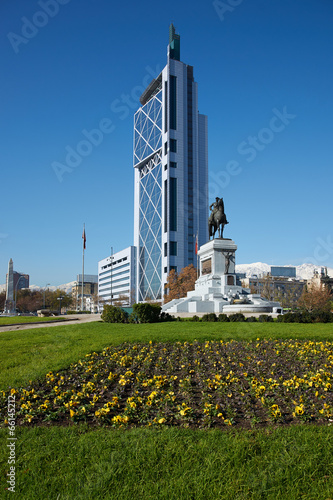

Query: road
0;314;101;333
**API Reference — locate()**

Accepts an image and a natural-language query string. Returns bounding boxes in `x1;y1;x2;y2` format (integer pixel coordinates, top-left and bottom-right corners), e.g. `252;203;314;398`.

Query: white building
98;247;136;307
133;24;208;302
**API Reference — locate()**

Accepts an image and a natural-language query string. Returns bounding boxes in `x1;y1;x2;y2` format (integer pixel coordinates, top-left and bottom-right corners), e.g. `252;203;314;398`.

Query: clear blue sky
1;0;332;286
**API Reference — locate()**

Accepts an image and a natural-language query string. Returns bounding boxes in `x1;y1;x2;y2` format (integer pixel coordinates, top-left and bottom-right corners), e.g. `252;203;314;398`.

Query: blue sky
1;0;332;286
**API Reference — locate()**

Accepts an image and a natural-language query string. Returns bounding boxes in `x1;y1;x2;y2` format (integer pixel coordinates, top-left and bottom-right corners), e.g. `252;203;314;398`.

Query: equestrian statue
208;197;229;239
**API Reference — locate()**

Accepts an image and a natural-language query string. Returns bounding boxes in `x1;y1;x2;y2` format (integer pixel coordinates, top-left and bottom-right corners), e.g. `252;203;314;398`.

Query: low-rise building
72;274;98;312
307;267;333;293
241;266;306;310
98;247;136;307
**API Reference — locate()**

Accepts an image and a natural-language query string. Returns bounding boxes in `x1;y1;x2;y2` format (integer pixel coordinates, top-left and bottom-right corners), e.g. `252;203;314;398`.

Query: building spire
169;23;180;61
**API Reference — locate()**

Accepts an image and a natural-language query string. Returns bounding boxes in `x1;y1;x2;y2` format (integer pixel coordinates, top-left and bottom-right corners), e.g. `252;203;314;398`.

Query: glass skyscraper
134;25;208;302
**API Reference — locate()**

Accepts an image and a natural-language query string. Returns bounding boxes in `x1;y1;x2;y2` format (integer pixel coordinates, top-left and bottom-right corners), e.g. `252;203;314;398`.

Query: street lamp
57;295;63;314
43;283;50;309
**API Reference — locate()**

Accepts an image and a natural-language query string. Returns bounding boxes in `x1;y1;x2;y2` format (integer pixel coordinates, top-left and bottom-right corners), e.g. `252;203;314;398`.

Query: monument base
162;238;282;316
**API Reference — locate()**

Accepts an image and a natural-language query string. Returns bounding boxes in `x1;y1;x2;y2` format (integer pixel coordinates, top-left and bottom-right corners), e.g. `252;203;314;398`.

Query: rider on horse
209;197;228;226
208;197;229;239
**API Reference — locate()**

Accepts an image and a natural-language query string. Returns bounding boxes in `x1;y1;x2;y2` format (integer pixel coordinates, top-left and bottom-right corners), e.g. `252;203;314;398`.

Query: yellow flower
158;418;166;424
70;409;75;418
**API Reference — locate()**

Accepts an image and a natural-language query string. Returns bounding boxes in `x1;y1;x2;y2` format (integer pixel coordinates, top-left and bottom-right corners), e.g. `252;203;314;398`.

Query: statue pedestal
188;238;242;302
162;237;282;316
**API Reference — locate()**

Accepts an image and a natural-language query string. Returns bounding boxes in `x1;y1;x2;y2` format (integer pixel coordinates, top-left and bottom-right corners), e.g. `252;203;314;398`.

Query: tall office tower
134;24;208;302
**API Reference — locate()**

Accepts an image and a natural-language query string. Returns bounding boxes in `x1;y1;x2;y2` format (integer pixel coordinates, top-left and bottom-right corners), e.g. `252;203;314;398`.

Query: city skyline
1;0;332;286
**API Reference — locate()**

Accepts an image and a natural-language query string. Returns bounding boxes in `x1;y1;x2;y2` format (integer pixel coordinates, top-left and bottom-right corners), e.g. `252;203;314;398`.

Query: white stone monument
162;238;282;316
4;258;15;314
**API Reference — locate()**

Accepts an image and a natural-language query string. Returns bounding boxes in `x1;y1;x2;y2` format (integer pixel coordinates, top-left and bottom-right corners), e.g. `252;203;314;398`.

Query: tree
45;289;73;312
16;289;43;313
0;291;6;311
164;264;197;304
298;283;332;313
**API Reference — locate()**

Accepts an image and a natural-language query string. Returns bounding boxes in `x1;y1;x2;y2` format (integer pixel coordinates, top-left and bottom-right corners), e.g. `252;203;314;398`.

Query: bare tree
164;264;197;304
298;283;332;313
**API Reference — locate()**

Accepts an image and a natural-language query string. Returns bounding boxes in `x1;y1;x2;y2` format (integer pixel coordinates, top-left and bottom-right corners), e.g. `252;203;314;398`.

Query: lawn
0;321;332;498
0;316;66;326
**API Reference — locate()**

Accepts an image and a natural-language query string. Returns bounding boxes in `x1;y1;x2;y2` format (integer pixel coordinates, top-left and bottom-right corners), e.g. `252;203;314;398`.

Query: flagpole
195;230;199;279
82;223;85;311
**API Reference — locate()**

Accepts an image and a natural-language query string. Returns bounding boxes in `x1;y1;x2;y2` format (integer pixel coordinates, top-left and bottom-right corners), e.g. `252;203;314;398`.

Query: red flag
82;227;86;250
195;234;198;255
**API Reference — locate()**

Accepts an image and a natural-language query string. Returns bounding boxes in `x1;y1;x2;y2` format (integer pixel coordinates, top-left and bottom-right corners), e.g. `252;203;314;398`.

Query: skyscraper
133;24;208;302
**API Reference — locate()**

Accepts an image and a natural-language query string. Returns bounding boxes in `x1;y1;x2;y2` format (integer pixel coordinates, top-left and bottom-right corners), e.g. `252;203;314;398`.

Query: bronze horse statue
208;197;229;239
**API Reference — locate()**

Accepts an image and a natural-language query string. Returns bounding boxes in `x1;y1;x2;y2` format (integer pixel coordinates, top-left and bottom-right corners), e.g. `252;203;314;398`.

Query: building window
164;179;167;233
170;139;177;153
164;81;168;132
170;161;177;168
170;241;177;256
164;242;167;257
170;177;177;231
164;267;167;273
164;142;168;155
170;266;177;272
170;75;177;130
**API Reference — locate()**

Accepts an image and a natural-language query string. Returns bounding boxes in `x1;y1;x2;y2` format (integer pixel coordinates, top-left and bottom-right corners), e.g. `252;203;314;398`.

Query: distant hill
1;264;332;293
0;281;76;294
235;262;333;280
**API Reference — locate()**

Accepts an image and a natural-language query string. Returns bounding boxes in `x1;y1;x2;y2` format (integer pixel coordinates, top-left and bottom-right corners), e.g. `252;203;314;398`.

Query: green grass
0;425;332;499
0;316;65;326
1;321;333;498
0;321;332;390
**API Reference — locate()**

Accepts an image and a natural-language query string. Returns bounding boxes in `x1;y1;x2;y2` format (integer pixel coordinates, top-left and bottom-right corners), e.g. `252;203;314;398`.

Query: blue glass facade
134;90;163;301
134;91;162;164
138;163;162;300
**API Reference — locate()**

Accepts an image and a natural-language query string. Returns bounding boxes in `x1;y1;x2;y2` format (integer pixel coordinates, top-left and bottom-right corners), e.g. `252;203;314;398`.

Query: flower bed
1;339;333;429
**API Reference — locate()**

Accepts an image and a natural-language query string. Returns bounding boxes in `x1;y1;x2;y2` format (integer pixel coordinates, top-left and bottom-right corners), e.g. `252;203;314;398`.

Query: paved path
0;314;101;333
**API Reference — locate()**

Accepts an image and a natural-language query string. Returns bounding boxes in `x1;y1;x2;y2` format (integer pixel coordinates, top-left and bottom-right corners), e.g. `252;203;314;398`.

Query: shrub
281;312;296;323
202;313;217;322
132;303;161;323
258;315;274;323
128;312;139;324
293;311;313;323
101;305;128;323
313;311;333;323
246;316;258;322
160;312;175;322
218;313;230;322
191;315;200;322
229;313;246;322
